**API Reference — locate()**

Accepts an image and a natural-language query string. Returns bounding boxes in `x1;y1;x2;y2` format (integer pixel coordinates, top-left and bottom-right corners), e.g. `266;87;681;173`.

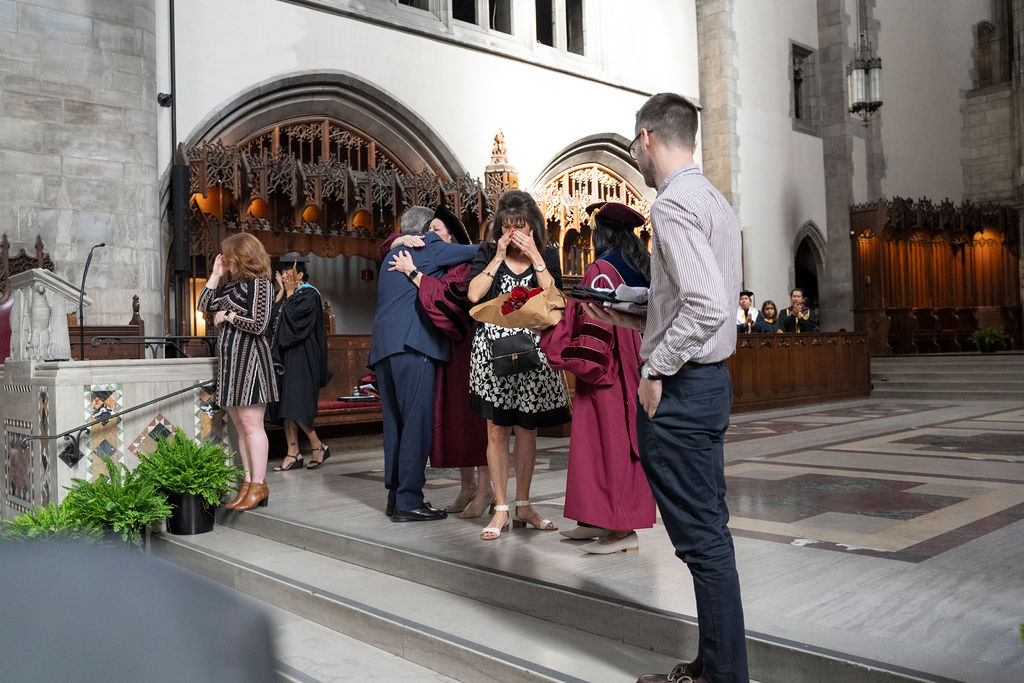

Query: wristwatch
406;269;420;282
640;362;663;380
535;263;547;272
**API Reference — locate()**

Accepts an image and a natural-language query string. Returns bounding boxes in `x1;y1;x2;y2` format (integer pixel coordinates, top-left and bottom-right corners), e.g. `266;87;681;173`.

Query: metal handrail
88;335;217;358
21;380;216;468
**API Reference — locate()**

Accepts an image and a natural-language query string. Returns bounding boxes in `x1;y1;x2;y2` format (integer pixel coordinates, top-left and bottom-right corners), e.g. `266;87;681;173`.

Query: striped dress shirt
640;163;742;375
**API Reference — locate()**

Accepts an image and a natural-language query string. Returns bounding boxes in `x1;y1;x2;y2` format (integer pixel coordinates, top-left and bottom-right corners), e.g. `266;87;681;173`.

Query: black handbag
492;332;543;377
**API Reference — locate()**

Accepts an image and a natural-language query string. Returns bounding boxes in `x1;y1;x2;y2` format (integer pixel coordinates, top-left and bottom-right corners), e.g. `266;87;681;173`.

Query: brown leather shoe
636;660;704;683
234;482;269;511
223;481;250;509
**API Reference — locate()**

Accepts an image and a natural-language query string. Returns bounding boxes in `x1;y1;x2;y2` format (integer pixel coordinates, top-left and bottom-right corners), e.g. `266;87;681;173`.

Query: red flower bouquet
500;285;543;315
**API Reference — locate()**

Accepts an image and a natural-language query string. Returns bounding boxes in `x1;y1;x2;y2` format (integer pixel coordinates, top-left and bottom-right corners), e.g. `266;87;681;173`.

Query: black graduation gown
266;286;332;429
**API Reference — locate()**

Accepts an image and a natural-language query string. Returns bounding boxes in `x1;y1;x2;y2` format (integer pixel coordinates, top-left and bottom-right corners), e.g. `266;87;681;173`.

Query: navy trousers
636;361;749;683
375;351;436;512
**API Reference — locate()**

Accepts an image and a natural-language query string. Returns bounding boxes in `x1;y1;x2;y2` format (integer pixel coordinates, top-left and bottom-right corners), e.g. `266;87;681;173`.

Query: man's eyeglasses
629;129;653;160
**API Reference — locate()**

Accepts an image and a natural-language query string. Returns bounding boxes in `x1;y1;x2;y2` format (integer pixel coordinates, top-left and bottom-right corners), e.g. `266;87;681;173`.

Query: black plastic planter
166;492;216;535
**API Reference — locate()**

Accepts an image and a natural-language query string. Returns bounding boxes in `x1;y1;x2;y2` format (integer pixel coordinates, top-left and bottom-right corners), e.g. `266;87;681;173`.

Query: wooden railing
727;332;870;412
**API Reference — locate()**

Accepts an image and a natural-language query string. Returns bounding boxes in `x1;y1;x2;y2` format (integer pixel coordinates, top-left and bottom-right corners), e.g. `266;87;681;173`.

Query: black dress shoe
391;505;448;522
385;500;395;517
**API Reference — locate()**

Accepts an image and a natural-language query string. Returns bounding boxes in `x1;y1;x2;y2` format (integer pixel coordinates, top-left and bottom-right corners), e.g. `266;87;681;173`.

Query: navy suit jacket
368;232;478;367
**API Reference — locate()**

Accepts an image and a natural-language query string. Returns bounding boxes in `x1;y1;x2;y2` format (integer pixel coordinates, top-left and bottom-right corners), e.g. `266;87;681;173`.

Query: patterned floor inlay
726;403;942;443
827;428;1024;461
725;461;1024;561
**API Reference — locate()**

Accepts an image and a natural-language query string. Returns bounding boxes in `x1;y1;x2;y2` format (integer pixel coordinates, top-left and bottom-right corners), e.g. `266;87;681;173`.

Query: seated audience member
736;290;759;333
755;299;782;333
779;288;819;333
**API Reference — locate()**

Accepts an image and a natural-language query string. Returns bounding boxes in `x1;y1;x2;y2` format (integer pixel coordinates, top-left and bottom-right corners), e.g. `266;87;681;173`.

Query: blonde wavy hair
220;232;271;281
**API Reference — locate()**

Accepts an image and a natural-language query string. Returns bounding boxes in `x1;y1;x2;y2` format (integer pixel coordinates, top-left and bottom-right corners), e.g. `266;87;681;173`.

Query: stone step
871;355;1024;367
154;512;934;683
152;526;684;683
870;388;1024;400
258;600;456;682
870;378;1024;391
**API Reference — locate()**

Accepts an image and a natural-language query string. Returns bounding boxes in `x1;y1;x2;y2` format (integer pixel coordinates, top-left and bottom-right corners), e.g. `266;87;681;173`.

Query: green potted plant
969;327;1010;353
136;428;243;535
62;455;173;547
0;500;103;544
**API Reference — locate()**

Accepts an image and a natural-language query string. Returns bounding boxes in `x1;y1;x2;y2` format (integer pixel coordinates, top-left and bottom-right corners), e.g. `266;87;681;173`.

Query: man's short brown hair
635;93;699;149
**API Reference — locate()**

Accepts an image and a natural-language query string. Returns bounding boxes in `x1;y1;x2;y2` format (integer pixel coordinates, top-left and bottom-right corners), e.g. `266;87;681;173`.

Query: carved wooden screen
537;164;650;278
850;197;1020;354
180;117;499;336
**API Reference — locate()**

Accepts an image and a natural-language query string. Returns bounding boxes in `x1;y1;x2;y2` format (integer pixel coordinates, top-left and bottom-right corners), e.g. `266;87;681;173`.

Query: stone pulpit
7;268;91;362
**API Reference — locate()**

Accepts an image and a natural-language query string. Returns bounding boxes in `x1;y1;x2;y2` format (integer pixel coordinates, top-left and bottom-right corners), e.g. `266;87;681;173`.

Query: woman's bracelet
482;270;495;278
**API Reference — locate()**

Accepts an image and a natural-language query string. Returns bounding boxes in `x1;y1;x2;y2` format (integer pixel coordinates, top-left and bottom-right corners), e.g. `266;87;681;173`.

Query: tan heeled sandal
513;500;556;530
458;493;496;519
481;505;511;540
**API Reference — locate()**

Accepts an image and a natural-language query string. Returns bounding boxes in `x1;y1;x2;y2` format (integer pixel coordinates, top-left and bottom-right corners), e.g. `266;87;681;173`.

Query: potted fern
136;428;243;535
969;327;1010;353
62;455;173;547
0;500;103;544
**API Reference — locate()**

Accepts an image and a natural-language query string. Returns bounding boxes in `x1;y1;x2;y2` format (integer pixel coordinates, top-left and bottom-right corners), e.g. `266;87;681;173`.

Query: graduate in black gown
268;259;333;470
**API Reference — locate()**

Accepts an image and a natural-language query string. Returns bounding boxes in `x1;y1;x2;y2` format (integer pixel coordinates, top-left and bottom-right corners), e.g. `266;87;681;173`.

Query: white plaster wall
874;0;990;200
157;0;698;183
733;0;827;306
153;0;698;332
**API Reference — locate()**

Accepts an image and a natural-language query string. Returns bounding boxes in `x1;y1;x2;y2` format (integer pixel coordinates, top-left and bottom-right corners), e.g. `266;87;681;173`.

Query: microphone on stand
78;243;105;361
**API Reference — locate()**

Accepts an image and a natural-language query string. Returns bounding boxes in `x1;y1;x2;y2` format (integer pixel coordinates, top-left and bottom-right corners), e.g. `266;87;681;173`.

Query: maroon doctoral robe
541;259;656;530
379;235;487;468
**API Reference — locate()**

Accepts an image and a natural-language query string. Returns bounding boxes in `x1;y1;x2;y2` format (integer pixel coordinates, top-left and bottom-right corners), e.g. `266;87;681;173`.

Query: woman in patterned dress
198;232;278;511
467;190;571;540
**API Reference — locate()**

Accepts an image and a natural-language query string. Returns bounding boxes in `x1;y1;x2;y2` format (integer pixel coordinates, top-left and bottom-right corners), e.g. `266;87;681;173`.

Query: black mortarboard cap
434;204;472;245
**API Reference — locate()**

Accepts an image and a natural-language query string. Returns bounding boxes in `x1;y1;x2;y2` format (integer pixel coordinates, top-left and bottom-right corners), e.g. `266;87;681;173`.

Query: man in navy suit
370;205;479;521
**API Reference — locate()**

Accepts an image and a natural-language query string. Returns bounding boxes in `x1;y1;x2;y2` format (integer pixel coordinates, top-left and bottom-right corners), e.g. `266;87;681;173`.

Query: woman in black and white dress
197;232;278;511
467;190;571;540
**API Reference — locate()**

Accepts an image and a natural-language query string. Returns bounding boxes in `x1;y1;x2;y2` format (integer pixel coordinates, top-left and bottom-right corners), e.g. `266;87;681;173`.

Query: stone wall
0;357;222;521
962;85;1016;202
816;0;855;331
0;0;162;331
695;0;740;208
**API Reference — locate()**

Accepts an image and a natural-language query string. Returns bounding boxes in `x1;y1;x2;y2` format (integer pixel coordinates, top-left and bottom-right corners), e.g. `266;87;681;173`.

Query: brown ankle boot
234;481;269;511
224;481;250;509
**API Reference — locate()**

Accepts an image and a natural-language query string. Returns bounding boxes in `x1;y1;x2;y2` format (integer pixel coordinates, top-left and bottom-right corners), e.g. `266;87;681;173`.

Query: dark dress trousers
369;232;478;511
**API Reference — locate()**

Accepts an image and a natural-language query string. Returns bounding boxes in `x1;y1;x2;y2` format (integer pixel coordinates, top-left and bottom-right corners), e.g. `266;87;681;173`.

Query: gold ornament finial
491;130;508;164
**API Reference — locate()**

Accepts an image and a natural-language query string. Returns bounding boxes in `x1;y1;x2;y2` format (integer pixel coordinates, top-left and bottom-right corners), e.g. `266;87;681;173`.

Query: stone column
695;0;740;209
862;0;885;199
0;1;161;331
817;0;856;331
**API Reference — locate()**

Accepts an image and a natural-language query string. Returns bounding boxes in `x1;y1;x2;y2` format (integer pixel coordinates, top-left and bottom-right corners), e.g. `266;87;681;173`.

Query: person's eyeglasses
629;129;653;159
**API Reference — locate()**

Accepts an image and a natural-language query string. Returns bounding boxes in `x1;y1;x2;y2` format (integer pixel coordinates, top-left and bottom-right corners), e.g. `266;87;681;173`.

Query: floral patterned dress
469;245;571;429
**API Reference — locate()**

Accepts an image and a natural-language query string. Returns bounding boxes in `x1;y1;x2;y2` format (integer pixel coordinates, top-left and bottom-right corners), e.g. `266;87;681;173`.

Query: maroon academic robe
379;235;487;468
541;259;656;530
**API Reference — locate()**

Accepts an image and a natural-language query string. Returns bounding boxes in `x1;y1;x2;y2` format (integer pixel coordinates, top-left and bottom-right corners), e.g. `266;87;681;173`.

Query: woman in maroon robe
380;206;491;516
541;202;656;553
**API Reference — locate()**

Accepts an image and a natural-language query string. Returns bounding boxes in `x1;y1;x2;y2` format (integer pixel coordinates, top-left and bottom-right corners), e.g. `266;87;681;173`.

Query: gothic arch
533;133;650;193
532;134;654;277
793;221;825;307
183;70;467;180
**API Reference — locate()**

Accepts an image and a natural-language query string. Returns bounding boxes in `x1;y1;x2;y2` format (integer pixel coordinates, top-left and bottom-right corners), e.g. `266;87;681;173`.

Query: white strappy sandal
513;500;557;531
481;504;511;540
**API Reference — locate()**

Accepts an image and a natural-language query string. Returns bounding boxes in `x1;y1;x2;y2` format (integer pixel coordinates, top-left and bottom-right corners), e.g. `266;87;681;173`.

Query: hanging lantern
847;32;883;125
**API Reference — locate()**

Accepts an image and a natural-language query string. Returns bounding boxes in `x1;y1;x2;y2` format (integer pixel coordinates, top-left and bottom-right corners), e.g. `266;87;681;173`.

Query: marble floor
257;397;1024;682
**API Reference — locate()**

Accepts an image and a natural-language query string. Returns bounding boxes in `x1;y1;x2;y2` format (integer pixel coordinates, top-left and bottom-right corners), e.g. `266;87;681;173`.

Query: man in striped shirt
587;93;748;683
